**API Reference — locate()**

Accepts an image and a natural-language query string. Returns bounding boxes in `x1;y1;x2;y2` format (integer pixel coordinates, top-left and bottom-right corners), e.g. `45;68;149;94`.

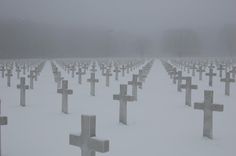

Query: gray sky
1;0;235;34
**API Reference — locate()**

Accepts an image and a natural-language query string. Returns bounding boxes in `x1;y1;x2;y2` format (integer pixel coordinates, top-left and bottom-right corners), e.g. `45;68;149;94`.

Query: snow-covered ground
1;59;236;156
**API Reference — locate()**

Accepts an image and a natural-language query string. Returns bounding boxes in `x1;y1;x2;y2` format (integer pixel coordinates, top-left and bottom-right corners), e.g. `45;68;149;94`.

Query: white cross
57;80;73;114
17;77;29;107
128;74;142;101
113;84;134;125
221;72;235;96
69;115;109;156
194;90;224;139
181;77;198;106
87;73;99;96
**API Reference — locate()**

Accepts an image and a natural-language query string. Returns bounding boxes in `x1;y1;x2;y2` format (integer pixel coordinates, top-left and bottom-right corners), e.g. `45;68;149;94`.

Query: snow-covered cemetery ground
0;58;236;156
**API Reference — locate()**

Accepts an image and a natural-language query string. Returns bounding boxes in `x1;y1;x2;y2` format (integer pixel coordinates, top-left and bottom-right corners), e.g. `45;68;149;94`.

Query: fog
0;0;236;58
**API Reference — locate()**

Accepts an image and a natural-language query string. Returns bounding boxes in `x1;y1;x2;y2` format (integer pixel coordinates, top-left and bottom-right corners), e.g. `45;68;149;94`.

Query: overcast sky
1;0;236;34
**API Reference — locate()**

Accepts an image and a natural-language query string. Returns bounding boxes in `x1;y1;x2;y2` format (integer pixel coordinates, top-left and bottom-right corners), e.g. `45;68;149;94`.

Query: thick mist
0;0;236;58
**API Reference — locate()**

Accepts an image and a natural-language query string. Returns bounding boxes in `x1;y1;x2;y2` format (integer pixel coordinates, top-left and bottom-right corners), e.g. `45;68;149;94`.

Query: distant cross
0;101;7;156
31;68;38;81
16;66;21;79
128;74;142;101
0;66;5;78
138;69;145;87
90;63;97;73
113;84;135;125
99;64;106;75
217;64;225;78
22;64;26;75
174;71;183;92
205;68;217;87
57;80;73;114
103;69;112;87
126;64;130;74
208;63;215;69
82;64;88;74
120;65;126;77
169;67;177;79
28;70;35;89
190;64;197;76
113;66;121;81
87;73;99;96
70;65;76;78
181;77;198;106
69;115;109;156
76;68;86;84
194;90;224;139
17;77;29;107
221;72;235;96
5;69;13;87
196;66;205;80
229;66;236;79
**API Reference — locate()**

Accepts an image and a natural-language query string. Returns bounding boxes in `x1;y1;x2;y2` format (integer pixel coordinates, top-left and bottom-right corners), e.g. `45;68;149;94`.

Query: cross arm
194;103;204;110
191;85;198;90
69;134;83;147
57;89;63;94
125;96;135;102
0;116;7;125
88;137;109;153
113;94;120;100
66;90;73;95
211;104;224;112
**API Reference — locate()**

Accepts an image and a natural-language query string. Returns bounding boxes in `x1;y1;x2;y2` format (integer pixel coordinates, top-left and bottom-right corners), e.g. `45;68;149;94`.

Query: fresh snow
1;59;236;156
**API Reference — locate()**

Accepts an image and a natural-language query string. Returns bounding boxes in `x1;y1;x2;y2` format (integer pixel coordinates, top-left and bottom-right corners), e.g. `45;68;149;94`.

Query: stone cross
70;65;76;78
174;71;183;92
126;64;130;74
194;90;224;139
57;80;73;114
76;68;86;84
22;64;26;75
138;69;145;85
82;64;88;74
190;64;197;76
113;66;121;81
205;68;217;87
128;74;142;101
69;115;109;156
196;66;205;80
181;77;198;106
90;63;97;73
220;72;235;96
16;66;21;79
100;64;106;75
0;66;5;78
0;101;7;156
217;64;225;78
32;68;38;81
28;70;35;89
113;84;134;125
169;67;177;79
5;69;13;87
120;65;126;77
103;69;112;87
208;63;215;69
87;73;99;96
17;77;29;107
229;66;236;79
